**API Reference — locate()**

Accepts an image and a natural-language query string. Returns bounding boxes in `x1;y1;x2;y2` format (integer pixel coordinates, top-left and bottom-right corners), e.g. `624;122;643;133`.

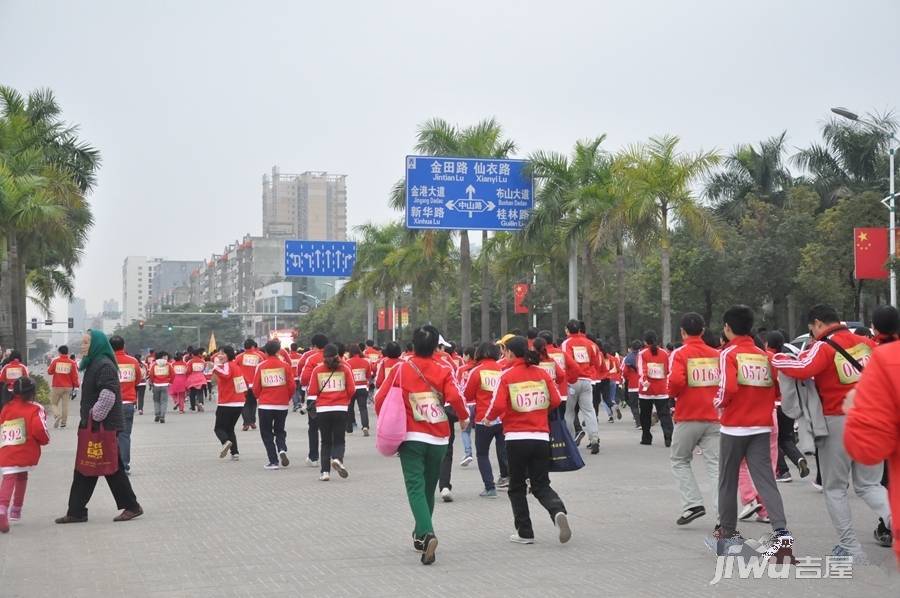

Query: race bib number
5;367;23;381
352;368;368;383
509;380;550;413
291;358;301;369
834;343;871;385
261;368;287;388
366;353;379;363
550;353;566;370
191;362;205;372
173;365;187;375
572;346;590;364
55;361;72;375
686;358;720;388
479;369;501;392
243;354;260;367
118;364;136;383
154;365;170;377
408;391;447;423
0;418;26;447
318;371;346;393
736;353;773;387
233;375;248;393
539;362;557;379
647;362;666;380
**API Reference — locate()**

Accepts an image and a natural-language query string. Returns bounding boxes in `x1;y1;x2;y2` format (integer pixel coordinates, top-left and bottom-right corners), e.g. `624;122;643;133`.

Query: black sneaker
574;430;585;446
664;434;672;448
676;506;706;525
590;441;599;455
798;457;810;479
412;535;425;552
875;518;893;547
420;533;438;565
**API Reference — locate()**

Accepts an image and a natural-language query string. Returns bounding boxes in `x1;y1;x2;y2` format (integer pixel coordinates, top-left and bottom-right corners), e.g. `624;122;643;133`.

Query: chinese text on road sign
405;156;533;231
284;241;357;277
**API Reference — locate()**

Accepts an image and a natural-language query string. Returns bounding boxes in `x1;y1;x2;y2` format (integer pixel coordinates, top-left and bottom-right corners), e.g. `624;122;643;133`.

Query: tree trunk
383;294;391;345
5;232;27;360
0;236;14;351
581;244;592;331
703;289;713;328
550;283;559;338
409;287;418;330
480;231;490;343
659;206;672;346
459;231;472;346
787;294;797;339
499;282;508;336
615;241;627;353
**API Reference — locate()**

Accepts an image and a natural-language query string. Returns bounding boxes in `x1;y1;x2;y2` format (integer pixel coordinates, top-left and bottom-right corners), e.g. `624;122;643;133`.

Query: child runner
307;344;355;480
373;325;469;565
212;345;246;460
0;377;50;532
482;336;571;545
252;340;295;470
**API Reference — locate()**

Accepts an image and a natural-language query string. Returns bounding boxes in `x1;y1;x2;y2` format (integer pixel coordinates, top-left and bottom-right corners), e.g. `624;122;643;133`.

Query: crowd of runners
1;301;899;569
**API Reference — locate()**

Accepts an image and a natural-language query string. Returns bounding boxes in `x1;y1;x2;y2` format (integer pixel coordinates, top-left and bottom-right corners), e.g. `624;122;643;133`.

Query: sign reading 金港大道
405;156;533;231
284;240;357;277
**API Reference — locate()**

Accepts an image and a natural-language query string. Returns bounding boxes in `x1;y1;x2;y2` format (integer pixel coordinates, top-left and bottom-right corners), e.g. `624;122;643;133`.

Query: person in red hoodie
110;336;140;474
714;305;793;560
0;377;50;532
299;333;329;466
185;348;207;412
47;345;79;429
667;313;720;526
374;325;469;566
252;340;296;470
844;319;900;567
483;336;571;546
235;339;263;431
148;351;174;423
772;304;890;560
638;330;672;446
212;345;246;460
307;344;355;480
374;341;403;390
560;320;601;454
0;351;28;406
464;342;507;498
345;345;373;436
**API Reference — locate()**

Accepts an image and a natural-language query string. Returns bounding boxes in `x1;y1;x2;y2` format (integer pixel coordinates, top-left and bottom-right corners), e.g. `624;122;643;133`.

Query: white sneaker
305;457;319;468
509;534;534;544
319;472;330;481
331;459;349;478
440;488;453;503
555;512;572;544
264;463;280;470
219;440;232;459
460;455;474;467
230;454;240;461
279;450;290;467
739;500;762;521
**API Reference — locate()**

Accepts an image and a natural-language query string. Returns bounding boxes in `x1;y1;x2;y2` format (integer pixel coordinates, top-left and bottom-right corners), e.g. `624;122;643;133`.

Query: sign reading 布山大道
284;240;356;277
405;156;533;231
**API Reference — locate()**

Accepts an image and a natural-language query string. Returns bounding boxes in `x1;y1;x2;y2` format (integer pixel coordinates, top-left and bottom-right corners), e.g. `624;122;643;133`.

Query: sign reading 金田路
405;156;533;231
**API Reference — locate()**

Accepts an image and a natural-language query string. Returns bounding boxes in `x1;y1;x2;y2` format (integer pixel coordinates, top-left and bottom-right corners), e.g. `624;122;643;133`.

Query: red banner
377;308;395;331
854;227;890;279
514;283;530;314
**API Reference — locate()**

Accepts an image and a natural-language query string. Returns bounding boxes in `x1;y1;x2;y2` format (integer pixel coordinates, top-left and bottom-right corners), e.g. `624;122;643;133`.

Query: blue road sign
405;156;533;231
284;240;357;277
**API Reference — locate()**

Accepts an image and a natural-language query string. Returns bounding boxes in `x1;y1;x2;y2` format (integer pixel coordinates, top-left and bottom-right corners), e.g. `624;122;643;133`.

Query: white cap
438;335;451;347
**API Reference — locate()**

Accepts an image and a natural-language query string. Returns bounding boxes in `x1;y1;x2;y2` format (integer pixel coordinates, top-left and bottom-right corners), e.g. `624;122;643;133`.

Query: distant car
788;321;866;352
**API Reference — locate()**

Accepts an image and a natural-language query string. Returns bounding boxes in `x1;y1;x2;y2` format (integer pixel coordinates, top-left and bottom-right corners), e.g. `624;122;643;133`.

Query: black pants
346;388;370;432
258;409;287;465
439;409;459;490
136;386;146;412
775;407;804;476
242;389;257;425
318;410;347;473
214;406;242;455
66;452;140;519
189;387;204;410
506;439;566;538
475;423;509;490
308;403;320;460
639;398;673;443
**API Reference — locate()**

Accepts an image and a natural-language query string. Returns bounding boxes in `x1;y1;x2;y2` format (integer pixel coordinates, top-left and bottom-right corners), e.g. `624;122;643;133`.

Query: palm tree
0;86;99;354
390;117;516;345
526;136;611;329
613;135;720;344
705;132;792;222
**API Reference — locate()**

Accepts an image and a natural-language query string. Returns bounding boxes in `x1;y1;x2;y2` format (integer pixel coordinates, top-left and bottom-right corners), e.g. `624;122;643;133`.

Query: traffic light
44;319;53;326
67;317;74;329
139;320;145;330
30;318;37;330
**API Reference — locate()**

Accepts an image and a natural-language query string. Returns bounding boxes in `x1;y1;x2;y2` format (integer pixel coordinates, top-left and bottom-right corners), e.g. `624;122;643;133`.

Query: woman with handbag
306;344;355;481
482;336;571;545
373;325;469;565
55;329;143;524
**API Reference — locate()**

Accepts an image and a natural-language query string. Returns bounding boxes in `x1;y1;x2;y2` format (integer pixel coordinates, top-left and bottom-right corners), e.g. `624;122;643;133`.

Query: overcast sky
2;0;899;315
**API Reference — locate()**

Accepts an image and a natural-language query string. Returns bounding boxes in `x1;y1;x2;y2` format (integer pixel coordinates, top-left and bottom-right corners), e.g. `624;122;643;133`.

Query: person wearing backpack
772;304;892;562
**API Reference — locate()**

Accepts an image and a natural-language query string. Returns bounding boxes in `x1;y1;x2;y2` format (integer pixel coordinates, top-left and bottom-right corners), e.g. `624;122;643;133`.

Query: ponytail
532;337;549;360
506;336;539;366
643;330;659;356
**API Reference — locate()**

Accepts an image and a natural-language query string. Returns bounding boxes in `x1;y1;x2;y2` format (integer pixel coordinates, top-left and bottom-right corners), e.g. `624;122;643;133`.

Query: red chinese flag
854;227;889;279
377;309;386;331
513;283;530;314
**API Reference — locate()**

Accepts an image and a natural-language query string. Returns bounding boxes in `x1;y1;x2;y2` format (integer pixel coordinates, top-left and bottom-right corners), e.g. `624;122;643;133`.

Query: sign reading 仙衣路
405;156;533;231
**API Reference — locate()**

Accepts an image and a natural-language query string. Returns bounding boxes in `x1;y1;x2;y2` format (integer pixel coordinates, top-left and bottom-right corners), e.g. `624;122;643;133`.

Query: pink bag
375;367;407;456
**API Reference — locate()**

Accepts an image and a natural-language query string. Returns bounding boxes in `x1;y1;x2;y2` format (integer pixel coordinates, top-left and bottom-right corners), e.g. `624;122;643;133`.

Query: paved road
0;400;897;597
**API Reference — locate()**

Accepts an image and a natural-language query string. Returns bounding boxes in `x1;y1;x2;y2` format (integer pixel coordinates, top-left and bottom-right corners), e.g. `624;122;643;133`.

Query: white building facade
122;256;162;323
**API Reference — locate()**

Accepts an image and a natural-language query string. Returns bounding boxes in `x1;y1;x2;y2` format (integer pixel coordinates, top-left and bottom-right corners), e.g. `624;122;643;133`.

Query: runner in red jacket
212;346;247;460
308;345;356;480
637;331;672;446
483;336;570;546
110;336;140;473
0;377;50;533
251;340;296;470
345;346;373;436
559;321;601;453
463;342;506;496
47;347;78;428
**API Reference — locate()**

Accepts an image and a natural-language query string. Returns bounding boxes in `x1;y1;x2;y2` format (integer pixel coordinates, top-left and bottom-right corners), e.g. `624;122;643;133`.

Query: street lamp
831;107;898;306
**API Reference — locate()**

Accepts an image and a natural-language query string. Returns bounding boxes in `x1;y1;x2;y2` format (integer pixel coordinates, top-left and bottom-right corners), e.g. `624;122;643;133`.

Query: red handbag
75;421;119;476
